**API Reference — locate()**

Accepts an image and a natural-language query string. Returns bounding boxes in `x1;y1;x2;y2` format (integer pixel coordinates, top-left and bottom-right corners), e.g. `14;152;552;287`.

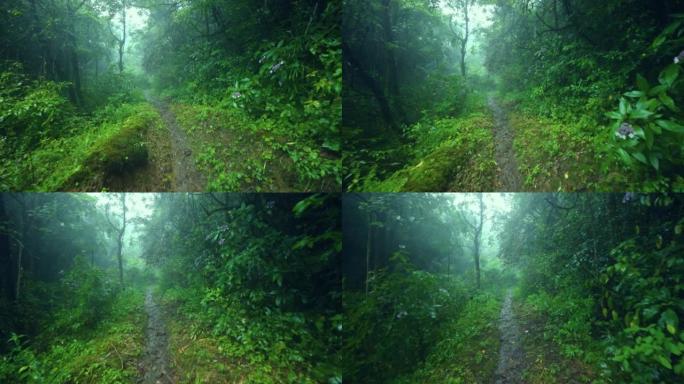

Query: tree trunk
365;212;373;294
474;193;483;289
117;1;127;74
381;0;407;125
0;195;11;301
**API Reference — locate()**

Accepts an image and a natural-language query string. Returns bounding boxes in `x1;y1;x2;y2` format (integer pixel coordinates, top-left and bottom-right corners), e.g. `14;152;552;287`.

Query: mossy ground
368;113;498;191
171;103;299;191
64;104;161;190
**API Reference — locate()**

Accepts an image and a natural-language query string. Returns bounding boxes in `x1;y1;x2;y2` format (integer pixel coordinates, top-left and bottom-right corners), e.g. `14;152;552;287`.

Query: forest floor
148;96;206;191
139;288;173;384
488;98;523;191
495;289;525;383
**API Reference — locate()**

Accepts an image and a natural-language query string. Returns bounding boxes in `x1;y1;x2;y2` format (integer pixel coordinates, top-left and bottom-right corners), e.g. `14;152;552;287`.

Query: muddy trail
488;97;523;191
146;93;206;191
139;288;173;384
494;289;525;384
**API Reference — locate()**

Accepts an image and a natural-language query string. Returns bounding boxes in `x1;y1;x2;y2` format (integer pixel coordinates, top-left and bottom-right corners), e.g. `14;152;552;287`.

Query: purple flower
616;122;635;140
269;60;284;74
674;50;684;64
231;91;242;99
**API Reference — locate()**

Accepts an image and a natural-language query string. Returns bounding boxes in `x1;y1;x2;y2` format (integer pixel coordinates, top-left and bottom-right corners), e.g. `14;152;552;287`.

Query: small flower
231;91;242;99
218;238;225;245
622;192;638;203
269;60;284;74
674;50;684;64
616;122;635;140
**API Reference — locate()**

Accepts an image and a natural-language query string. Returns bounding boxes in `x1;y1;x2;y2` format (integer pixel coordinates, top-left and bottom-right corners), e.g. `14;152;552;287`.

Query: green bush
343;259;470;384
0;62;71;145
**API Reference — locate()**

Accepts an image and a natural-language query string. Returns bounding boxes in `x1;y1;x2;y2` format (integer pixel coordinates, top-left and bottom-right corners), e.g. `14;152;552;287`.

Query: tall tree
105;193;127;287
463;193;483;288
448;0;473;78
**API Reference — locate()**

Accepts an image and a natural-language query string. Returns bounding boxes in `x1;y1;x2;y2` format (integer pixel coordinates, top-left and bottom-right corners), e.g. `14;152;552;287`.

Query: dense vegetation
342;193;684;383
343;0;684;192
0;0;340;191
0;193;341;383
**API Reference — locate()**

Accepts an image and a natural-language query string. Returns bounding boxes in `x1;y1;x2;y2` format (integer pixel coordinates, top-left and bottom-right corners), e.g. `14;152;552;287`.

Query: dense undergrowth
0;62;158;191
143;194;342;383
141;1;341;191
343;252;507;384
0;261;148;383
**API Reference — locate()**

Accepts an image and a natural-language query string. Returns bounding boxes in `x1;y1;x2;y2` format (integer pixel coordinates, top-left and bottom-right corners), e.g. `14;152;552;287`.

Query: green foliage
605;17;684;190
396;294;502;384
343;262;470;384
1;102;160;191
0;289;144;384
601;236;684;382
146;194;341;383
0;62;70;145
51;258;117;334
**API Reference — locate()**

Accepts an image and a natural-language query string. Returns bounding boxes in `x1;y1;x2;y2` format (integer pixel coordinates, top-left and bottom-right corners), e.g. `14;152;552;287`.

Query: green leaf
652;35;667;49
636;74;650;92
632;152;648;164
619;98;628;115
605;111;623;120
659;64;680;87
624;90;644;98
630;109;654;119
644;127;654;149
662;309;679;335
649;85;669;96
648;153;660;171
655;119;684;133
617;148;632;165
659;93;678;111
656;355;672;369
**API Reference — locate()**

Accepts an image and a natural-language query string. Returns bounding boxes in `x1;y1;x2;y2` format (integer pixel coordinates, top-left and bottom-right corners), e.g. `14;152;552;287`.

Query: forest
0;193;342;383
0;0;341;192
343;193;684;383
343;0;684;192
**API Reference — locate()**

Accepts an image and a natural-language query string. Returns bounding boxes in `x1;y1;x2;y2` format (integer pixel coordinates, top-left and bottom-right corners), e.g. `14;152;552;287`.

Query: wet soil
495;289;525;384
139;288;173;384
147;94;205;191
488;97;523;191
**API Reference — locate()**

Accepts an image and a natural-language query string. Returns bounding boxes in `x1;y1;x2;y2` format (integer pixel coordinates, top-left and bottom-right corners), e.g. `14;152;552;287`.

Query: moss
373;114;498;191
63;105;159;190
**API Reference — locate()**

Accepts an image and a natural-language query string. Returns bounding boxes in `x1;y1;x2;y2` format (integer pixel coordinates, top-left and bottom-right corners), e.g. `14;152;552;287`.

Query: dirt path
494;289;525;384
146;93;205;191
140;288;173;384
488;97;523;191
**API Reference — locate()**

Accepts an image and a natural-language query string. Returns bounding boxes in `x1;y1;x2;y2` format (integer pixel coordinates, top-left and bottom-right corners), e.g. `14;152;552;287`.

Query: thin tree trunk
365;212;373;294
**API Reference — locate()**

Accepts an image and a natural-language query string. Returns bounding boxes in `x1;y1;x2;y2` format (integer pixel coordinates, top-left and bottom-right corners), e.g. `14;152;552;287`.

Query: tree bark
473;194;483;289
